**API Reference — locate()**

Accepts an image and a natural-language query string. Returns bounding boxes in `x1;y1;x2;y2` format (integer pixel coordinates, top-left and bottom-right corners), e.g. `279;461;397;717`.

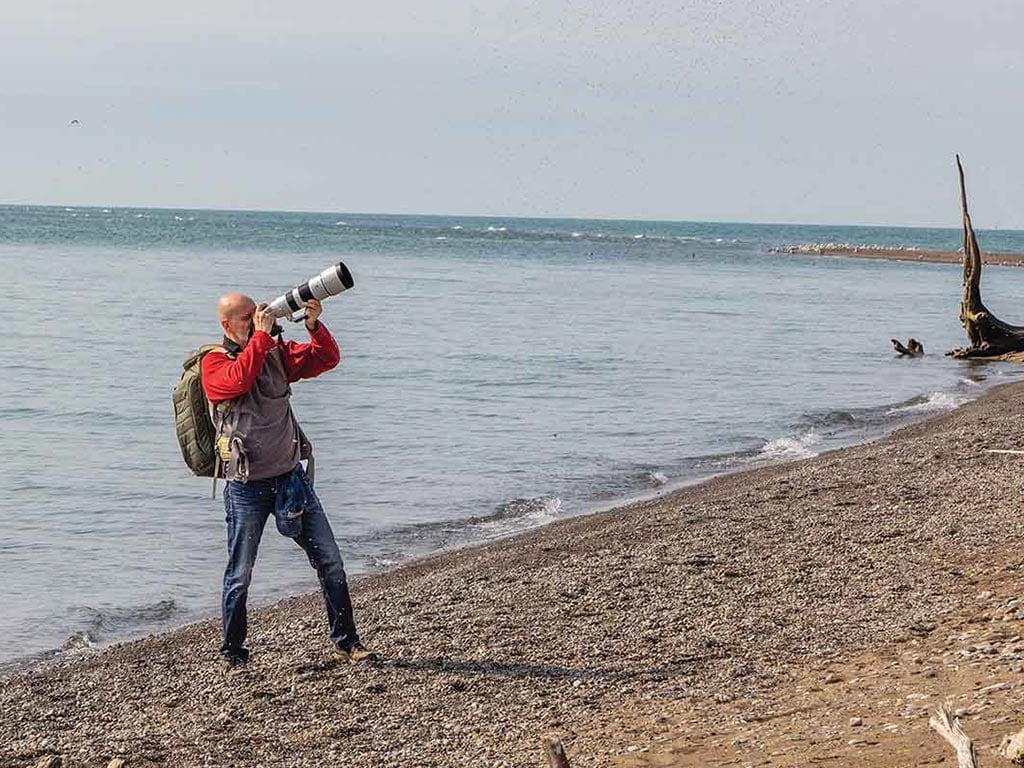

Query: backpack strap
201;345;231;499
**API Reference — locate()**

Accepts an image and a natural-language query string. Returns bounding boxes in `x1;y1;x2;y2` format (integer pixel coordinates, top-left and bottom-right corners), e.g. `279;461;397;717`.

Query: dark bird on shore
892;338;924;357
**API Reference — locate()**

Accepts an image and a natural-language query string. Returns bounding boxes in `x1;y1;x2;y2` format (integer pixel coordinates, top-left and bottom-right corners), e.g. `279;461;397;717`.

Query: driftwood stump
947;155;1024;358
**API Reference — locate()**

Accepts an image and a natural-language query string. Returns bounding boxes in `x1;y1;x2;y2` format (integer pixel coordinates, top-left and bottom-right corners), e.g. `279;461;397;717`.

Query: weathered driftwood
542;735;571;768
107;759;127;768
947;155;1024;359
892;337;924;357
930;704;978;768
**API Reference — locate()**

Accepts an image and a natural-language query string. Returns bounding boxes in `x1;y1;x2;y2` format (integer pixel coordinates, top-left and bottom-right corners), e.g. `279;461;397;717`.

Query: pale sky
2;0;1022;226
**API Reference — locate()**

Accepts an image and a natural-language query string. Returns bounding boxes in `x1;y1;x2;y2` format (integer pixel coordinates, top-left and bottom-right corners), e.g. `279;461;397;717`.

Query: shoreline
0;383;986;675
771;243;1024;267
7;380;1024;766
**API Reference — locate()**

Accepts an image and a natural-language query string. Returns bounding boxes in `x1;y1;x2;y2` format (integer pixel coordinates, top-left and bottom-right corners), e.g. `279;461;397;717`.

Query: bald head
218;293;256;322
218;293;257;346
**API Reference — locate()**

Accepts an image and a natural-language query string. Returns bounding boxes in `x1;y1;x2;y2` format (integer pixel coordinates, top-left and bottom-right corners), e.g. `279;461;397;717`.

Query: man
202;293;373;673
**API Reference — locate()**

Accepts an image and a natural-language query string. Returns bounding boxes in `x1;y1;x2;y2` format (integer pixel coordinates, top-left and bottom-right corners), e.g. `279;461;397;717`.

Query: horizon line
0;199;1009;233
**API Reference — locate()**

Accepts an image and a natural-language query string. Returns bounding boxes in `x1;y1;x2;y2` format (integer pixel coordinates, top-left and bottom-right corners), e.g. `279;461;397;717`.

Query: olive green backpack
173;345;231;492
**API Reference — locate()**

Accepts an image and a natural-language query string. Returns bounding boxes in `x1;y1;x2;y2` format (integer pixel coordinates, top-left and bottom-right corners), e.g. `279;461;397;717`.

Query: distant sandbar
771;243;1024;267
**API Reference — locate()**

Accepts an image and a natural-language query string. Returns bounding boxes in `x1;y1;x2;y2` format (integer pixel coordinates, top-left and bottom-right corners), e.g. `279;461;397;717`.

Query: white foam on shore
514;496;560;525
482;496;561;531
760;431;822;460
887;391;970;415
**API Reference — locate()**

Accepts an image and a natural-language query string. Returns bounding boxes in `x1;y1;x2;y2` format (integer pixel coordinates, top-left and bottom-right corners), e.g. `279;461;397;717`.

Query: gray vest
213;348;312;482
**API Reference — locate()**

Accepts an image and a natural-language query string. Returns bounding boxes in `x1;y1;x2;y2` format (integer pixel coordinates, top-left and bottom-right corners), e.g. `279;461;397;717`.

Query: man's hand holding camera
304;299;323;332
253;303;276;336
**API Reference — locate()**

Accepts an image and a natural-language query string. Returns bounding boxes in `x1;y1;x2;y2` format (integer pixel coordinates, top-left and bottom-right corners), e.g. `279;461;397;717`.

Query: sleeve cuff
250;331;277;352
309;321;331;338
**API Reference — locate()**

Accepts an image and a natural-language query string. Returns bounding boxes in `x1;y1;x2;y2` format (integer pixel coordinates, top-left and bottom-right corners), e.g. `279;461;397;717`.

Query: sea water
2;206;1023;666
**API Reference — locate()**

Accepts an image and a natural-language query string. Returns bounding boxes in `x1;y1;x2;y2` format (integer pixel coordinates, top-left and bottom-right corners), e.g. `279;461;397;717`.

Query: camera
266;262;354;321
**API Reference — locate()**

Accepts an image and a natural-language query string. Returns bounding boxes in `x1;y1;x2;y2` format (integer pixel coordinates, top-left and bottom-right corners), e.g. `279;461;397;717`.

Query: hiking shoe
335;642;377;664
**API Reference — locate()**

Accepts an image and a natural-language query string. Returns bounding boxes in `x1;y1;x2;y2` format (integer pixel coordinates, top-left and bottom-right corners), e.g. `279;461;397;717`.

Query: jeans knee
224;568;253;596
315;554;346;585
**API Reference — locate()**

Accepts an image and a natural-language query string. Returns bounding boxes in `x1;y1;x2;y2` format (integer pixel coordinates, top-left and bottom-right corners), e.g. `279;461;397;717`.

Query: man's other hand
254;303;275;335
304;299;323;330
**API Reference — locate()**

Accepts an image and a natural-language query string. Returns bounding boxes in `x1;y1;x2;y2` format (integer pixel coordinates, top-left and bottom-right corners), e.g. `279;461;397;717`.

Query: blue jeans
221;465;360;663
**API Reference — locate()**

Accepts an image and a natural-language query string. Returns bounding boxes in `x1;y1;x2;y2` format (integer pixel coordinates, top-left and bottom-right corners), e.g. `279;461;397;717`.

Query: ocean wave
59;631;95;653
470;496;561;526
886;391;970;415
414;224;744;249
759;431;822;460
68;598;182;642
797;409;859;430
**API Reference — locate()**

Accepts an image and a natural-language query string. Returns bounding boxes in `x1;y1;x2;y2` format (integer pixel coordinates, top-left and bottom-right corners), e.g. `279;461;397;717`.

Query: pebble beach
6;380;1024;767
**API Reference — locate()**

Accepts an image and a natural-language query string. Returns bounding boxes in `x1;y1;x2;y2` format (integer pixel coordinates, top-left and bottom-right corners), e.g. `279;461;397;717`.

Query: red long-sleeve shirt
201;322;341;404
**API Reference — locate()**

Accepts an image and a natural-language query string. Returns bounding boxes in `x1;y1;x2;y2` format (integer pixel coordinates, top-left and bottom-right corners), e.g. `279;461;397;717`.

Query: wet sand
772;243;1024;267
6;381;1024;767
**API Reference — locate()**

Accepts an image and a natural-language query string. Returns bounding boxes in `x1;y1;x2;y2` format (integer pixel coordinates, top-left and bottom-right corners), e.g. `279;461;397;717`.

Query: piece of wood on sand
929;704;978;768
947;155;1024;359
541;735;571;768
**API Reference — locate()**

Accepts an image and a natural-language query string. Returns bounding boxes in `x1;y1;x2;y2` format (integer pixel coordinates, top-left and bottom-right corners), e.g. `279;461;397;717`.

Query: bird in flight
69;119;80;126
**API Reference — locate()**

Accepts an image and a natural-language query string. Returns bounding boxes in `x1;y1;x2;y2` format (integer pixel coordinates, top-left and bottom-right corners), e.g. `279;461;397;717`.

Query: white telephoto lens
265;262;354;318
266;294;294;319
315;264;352;297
